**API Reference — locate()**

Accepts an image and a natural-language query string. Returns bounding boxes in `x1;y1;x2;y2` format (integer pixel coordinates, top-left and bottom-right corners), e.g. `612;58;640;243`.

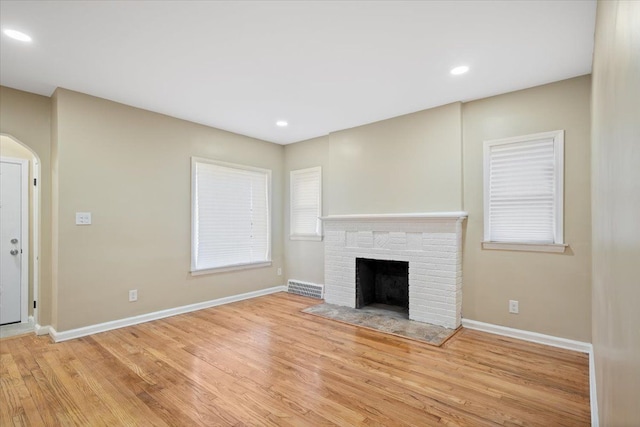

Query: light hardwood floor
1;292;590;426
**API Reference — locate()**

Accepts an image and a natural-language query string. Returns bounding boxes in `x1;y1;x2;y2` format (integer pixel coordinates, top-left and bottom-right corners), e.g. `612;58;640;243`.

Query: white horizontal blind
290;167;322;238
193;159;270;271
486;135;561;244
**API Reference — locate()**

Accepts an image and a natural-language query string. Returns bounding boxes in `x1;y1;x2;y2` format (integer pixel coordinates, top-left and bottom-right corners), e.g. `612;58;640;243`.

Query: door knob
11;238;18;244
10;249;19;256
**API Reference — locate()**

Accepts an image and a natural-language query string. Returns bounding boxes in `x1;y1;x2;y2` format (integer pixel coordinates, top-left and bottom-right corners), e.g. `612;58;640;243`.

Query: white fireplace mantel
320;212;468;221
320;211;467;329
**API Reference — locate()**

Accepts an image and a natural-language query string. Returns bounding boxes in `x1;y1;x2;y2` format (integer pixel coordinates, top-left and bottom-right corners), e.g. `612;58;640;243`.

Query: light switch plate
76;212;92;225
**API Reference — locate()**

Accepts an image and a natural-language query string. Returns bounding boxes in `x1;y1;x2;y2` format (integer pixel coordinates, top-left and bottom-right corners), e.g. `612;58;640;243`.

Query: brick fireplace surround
321;213;468;329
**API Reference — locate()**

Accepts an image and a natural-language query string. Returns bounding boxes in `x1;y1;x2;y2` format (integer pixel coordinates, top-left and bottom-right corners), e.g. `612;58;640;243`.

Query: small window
483;130;565;252
290;166;322;241
191;157;271;273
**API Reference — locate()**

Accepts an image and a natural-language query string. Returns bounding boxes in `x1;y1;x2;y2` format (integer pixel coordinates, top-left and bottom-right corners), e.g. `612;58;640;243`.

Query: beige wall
50;90;60;328
52;88;285;331
283;136;330;285
0;86;52;326
0;135;36;315
591;0;640;424
283;102;462;286
1;135;34;158
462;76;592;342
2;73;597;345
285;78;591;342
328;102;463;214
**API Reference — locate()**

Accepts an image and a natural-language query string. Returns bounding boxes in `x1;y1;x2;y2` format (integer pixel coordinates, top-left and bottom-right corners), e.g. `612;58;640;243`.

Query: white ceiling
0;1;596;144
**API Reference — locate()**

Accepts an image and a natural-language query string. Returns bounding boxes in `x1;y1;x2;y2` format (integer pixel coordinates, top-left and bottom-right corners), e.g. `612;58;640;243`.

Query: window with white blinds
483;130;564;245
290;167;322;240
191;158;271;273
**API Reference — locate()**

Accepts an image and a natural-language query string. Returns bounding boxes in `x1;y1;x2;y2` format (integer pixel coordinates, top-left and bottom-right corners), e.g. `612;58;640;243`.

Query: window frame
482;130;567;253
191;157;272;275
289;166;323;241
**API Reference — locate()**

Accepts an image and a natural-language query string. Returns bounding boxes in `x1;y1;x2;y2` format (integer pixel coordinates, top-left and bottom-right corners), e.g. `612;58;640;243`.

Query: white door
0;159;27;325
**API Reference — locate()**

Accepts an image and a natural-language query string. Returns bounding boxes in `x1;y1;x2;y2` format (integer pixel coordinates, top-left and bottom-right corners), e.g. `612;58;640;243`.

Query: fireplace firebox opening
356;258;409;314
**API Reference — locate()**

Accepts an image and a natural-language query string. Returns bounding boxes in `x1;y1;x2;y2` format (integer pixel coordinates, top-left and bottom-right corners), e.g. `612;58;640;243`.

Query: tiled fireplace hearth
321;213;468;329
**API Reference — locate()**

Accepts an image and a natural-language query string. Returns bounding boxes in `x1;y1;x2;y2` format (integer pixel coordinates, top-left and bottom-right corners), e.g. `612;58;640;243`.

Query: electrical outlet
75;212;92;225
129;289;138;302
509;300;519;314
277;267;282;276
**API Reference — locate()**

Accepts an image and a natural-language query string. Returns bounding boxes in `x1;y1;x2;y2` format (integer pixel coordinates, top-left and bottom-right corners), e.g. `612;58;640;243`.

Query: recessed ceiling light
450;65;469;75
276;120;288;127
3;29;32;42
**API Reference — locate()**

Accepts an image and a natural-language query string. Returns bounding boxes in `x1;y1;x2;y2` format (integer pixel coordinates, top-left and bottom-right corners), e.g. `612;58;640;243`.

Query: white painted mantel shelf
320;212;468;221
320;212;468;329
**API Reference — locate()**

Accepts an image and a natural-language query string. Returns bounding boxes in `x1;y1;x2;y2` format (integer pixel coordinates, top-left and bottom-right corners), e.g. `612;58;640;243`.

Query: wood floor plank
0;292;590;426
193;308;488;425
217;303;587;425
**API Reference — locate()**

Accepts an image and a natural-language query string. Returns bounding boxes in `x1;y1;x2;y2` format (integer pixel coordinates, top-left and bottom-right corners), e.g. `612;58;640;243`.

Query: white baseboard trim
589;349;599;427
461;319;592;353
34;324;51;336
50;285;286;343
462;318;597;426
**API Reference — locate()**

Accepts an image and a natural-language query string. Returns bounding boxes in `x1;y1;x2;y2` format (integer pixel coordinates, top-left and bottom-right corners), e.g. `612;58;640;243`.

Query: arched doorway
0;134;41;337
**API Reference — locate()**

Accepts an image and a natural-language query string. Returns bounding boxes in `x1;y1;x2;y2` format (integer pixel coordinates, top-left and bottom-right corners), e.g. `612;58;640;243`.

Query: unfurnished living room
0;1;638;426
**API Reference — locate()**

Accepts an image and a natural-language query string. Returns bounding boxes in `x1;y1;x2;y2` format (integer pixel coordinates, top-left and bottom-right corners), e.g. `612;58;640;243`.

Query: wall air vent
287;280;324;299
